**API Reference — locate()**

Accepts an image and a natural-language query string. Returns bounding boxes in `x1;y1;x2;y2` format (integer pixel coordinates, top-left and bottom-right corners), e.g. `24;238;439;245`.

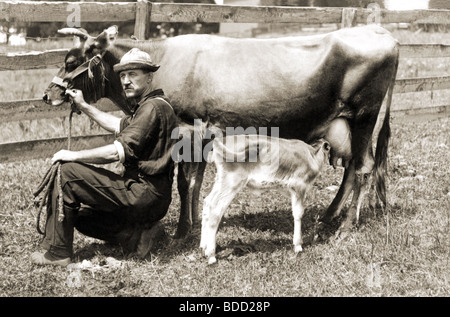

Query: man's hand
65;89;86;109
63;91;121;134
51;150;78;165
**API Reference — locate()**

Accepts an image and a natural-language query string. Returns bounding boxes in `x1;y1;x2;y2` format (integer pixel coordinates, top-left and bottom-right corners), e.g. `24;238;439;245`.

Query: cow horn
57;28;90;39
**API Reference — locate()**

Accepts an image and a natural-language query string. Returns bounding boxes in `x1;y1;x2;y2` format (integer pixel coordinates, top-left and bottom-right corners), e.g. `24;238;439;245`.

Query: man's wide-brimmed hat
113;48;160;73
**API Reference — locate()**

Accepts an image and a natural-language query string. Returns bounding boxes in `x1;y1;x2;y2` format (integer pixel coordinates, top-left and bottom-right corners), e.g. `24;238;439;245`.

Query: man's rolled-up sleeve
113;140;126;163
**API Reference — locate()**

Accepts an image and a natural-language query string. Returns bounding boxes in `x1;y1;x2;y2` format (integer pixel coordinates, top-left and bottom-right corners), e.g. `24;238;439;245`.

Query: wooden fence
1;1;450;163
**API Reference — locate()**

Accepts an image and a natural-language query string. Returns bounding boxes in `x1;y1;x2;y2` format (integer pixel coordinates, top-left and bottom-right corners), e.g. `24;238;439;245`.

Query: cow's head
43;26;129;113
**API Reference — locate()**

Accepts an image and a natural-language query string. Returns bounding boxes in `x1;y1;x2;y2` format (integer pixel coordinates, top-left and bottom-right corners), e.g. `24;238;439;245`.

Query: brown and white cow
200;134;331;265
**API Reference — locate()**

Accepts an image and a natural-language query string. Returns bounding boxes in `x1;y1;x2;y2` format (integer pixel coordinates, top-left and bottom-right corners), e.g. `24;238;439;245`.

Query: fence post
341;8;357;28
134;0;152;40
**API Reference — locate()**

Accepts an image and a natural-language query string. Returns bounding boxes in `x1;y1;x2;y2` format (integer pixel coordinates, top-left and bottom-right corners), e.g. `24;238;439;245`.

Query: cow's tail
373;68;397;209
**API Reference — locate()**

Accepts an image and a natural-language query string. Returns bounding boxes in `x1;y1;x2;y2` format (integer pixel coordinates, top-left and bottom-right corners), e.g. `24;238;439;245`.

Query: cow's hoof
168;237;186;249
314;221;334;242
332;228;350;243
173;224;193;240
172;232;188;240
319;210;340;225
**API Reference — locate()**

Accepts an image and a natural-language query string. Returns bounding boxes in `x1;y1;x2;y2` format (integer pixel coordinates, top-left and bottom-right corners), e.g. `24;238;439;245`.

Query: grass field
0;29;449;297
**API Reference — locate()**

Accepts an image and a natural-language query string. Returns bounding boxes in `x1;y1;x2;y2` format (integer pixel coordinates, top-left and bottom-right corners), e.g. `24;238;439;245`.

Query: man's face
119;69;151;99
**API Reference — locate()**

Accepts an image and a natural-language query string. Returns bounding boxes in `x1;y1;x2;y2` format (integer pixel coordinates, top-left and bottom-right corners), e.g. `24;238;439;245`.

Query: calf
200;134;330;264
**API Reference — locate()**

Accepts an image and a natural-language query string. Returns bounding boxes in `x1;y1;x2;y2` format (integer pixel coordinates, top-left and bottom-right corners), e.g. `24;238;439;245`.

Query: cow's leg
337;55;397;232
320;137;375;235
355;175;371;225
174;161;195;239
320;161;356;224
200;172;246;265
290;188;306;253
190;160;207;230
338;139;375;233
323;53;397;231
174;124;209;239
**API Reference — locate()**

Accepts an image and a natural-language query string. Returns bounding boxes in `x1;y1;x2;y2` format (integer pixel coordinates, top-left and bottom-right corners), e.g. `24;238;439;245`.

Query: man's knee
59;162;89;206
60;162;84;181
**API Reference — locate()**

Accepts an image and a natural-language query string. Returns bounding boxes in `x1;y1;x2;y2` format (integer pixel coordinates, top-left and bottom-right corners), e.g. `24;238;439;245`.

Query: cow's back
147;25;397;138
155;32;339;127
112;25;397;140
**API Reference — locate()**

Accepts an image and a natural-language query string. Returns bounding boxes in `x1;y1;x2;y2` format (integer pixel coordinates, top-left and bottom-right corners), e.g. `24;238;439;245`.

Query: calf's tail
213;136;249;163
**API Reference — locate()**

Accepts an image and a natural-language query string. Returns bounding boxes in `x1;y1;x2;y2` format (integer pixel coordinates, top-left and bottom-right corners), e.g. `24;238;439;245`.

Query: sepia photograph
0;0;448;301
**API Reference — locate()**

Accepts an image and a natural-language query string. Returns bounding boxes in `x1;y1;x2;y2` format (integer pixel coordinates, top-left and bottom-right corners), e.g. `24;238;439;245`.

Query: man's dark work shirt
115;89;178;180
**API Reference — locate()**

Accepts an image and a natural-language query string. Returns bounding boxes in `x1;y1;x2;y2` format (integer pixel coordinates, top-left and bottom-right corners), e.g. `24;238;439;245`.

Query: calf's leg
200;171;246;265
290;188;306;253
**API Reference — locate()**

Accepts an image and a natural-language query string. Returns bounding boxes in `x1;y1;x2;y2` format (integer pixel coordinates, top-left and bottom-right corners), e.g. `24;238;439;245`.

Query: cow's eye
66;62;77;72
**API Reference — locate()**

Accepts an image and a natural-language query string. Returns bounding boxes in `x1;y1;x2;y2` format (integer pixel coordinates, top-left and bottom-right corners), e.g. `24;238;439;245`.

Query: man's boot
136;221;165;259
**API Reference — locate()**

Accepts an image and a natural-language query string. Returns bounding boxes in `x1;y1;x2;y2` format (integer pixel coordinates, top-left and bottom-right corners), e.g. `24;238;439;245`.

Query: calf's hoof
207;256;217;265
294;245;303;253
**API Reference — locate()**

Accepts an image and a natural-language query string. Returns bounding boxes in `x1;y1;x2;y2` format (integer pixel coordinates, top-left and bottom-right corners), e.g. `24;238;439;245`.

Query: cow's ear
105;25;118;44
91;31;109;54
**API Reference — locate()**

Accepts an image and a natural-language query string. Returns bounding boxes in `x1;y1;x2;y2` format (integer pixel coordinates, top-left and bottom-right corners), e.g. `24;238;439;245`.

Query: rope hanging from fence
33;107;75;235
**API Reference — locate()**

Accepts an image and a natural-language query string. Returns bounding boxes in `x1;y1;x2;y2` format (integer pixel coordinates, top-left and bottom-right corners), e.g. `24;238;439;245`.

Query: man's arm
52;144;120;165
66;89;121;134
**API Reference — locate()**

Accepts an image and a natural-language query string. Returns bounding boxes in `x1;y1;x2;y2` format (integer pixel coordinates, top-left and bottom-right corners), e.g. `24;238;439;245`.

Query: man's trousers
41;162;173;258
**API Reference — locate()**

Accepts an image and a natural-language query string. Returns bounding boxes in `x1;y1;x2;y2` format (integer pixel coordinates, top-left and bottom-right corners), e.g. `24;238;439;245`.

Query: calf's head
311;138;331;169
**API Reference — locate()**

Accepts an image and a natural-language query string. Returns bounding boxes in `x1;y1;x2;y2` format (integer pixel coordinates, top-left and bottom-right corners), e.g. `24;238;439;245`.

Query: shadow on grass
73;241;126;262
163;206;346;261
71;203;392;263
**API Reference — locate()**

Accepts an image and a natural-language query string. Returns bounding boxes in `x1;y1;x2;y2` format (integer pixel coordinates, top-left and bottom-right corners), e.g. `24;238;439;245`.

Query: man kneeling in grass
31;48;178;266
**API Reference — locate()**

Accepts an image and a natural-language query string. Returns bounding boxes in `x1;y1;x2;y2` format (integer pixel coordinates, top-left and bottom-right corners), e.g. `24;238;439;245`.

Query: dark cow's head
43;26;130;114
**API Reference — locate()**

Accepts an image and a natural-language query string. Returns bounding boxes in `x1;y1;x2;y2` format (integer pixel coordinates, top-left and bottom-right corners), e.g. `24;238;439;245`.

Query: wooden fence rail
1;1;449;163
0;134;115;163
2;1;450;25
